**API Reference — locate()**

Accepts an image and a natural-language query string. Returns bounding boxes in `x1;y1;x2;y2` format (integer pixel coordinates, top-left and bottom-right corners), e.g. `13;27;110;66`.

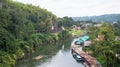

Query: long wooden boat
71;45;101;67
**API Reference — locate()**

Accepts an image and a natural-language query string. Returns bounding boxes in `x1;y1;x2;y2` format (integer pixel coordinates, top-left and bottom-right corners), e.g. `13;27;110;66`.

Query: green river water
16;40;84;67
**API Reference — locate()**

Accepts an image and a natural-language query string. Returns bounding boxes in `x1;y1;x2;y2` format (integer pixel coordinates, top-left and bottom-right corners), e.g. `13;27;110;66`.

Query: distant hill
72;14;120;23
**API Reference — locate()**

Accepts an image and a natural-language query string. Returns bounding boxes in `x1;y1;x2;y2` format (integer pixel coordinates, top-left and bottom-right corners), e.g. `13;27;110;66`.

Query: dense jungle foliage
84;23;120;67
0;0;61;67
1;0;120;67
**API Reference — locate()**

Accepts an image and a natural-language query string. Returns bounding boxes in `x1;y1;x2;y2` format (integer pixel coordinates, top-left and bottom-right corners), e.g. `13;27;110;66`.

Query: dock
71;45;101;67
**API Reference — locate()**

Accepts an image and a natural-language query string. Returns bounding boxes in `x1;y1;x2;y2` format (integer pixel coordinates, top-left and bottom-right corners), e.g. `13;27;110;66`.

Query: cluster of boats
71;36;101;67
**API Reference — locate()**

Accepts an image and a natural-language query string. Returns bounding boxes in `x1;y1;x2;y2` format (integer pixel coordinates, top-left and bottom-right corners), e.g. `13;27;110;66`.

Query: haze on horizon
13;0;120;17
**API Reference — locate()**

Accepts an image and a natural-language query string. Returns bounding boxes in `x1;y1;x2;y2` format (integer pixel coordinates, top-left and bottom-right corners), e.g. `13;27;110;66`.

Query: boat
74;36;89;46
75;54;84;62
72;51;84;62
71;36;101;67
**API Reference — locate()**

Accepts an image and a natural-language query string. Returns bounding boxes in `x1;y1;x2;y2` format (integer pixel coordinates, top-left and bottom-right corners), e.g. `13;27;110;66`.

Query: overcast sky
13;0;120;17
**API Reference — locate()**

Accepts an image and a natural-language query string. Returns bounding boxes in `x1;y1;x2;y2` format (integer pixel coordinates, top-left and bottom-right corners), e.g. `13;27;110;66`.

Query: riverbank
15;39;84;67
15;38;72;67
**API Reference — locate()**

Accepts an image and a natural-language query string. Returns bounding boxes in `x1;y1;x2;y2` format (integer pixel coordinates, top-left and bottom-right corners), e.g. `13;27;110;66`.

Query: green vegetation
0;0;58;67
58;30;71;40
70;30;85;35
1;0;120;67
72;14;120;22
0;0;75;66
57;16;76;29
113;20;120;36
84;23;120;67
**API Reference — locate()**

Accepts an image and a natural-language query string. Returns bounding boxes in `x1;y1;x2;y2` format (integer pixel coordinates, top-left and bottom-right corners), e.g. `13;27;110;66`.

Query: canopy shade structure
76;36;90;43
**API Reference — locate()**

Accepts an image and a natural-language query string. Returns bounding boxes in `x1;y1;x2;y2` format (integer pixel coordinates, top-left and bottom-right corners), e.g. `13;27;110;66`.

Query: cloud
13;0;120;17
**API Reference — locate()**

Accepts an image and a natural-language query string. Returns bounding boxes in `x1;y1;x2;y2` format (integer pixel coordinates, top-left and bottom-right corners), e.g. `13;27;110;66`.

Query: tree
57;16;75;28
0;0;59;67
0;9;10;28
86;23;120;67
113;20;120;36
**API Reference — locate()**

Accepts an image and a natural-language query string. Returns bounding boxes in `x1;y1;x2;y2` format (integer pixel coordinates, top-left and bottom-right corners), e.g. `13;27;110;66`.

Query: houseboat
71;36;101;67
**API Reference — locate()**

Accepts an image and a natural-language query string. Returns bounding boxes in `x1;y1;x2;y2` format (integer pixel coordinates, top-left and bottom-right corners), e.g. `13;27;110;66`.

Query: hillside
72;14;120;22
0;0;58;67
0;0;77;66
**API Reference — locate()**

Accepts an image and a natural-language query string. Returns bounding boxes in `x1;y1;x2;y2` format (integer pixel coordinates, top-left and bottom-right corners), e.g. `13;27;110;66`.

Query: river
16;43;84;67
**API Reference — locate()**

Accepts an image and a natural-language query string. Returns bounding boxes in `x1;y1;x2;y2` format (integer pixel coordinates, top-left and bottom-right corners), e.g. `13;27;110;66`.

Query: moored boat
71;36;101;67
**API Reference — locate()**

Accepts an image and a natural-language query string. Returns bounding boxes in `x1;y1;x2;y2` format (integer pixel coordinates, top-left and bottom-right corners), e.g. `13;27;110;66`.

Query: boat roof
76;55;82;58
74;36;90;43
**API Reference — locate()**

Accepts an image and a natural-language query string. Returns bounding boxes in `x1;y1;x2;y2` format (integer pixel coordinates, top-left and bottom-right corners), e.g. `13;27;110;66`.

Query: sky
13;0;120;17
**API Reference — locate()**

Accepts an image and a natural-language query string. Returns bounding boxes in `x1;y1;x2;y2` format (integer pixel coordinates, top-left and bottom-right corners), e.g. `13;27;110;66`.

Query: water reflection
16;44;84;67
36;48;84;67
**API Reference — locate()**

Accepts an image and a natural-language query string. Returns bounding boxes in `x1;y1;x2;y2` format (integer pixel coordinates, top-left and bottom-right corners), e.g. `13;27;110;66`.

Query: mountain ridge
72;14;120;22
